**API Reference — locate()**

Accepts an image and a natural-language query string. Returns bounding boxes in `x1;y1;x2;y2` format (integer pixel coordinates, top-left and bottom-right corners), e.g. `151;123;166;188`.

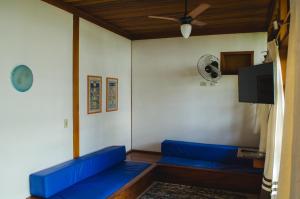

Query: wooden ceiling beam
123;18;267;32
87;0;270;15
70;0;119;6
99;8;267;22
41;0;133;39
64;0;118;3
131;25;266;40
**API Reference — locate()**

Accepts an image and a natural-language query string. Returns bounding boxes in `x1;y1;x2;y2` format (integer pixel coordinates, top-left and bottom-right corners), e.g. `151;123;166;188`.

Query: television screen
238;62;274;104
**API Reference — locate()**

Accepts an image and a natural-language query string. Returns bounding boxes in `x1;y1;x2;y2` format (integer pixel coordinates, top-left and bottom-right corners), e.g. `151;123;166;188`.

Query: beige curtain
260;40;285;198
277;0;300;198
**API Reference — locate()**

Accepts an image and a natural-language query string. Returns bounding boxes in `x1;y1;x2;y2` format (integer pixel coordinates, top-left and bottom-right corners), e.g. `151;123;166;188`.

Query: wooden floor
126;150;161;164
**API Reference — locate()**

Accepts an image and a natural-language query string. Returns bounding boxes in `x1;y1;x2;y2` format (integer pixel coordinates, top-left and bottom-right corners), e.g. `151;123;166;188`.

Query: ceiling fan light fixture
148;1;210;39
180;23;192;39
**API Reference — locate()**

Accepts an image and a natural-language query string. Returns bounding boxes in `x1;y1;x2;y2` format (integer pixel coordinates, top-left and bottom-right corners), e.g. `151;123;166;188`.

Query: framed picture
106;77;118;112
87;76;102;114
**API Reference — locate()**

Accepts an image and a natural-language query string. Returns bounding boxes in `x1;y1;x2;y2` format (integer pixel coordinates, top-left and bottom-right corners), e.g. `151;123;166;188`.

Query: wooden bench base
155;164;262;193
110;163;262;198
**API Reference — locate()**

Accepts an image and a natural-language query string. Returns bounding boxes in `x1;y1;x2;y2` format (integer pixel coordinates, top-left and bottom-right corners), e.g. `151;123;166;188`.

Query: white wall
79;19;132;155
132;33;267;151
0;0;73;199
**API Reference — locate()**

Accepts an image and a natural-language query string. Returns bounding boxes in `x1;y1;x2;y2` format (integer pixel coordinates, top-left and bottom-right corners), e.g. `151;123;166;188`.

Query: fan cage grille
197;54;222;82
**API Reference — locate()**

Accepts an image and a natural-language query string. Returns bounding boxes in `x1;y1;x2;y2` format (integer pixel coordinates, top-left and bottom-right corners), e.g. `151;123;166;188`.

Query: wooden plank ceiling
52;0;274;40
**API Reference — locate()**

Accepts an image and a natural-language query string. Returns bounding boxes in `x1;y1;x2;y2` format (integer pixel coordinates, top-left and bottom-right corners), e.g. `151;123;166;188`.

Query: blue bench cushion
161;140;251;165
159;156;263;174
48;161;150;199
30;146;126;198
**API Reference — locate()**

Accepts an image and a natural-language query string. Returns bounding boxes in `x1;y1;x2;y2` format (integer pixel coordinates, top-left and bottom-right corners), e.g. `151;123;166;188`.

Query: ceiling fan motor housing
180;16;193;24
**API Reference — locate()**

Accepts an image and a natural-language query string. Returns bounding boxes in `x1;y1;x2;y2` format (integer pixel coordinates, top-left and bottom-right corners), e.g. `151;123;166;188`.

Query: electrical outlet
64;119;68;128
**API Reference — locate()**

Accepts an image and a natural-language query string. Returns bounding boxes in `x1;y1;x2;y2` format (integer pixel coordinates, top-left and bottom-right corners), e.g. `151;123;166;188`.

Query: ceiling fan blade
148;16;179;23
188;3;210;19
192;20;207;26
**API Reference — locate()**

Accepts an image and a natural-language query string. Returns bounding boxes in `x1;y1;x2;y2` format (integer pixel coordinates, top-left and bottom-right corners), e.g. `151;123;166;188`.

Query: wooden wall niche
221;51;254;75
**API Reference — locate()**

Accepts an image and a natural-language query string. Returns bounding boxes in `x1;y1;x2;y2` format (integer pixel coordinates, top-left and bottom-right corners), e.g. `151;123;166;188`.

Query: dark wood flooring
126;150;162;164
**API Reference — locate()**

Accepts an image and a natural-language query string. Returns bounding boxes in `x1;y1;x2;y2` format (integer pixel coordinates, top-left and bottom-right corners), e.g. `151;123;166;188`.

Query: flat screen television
238;62;274;104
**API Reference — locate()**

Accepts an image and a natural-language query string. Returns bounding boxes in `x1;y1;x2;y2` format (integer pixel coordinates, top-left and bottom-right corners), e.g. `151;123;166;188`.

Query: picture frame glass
106;78;118;111
88;76;102;114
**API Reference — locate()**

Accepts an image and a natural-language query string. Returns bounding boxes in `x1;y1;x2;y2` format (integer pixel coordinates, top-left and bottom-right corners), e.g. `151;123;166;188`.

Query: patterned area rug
138;182;258;199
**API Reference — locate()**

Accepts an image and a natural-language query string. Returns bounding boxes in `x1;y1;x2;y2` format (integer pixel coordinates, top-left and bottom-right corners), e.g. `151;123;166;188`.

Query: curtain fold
277;0;300;198
256;104;271;153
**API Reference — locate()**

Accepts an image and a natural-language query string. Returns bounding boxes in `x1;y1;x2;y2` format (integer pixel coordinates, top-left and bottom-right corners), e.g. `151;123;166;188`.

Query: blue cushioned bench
29;146;150;199
158;140;263;174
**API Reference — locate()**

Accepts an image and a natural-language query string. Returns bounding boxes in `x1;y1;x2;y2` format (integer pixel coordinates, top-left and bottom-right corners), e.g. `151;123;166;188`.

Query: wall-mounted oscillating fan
197;54;222;83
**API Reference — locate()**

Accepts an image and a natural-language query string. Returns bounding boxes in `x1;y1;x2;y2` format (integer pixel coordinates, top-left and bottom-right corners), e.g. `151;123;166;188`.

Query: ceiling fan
148;0;210;39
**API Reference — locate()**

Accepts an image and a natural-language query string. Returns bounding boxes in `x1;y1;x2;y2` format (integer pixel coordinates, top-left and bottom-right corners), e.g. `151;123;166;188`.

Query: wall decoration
87;76;102;114
106;77;118;112
11;65;33;92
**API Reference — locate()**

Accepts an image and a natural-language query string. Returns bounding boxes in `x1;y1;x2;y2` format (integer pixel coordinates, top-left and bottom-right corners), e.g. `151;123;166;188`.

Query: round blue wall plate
11;65;33;92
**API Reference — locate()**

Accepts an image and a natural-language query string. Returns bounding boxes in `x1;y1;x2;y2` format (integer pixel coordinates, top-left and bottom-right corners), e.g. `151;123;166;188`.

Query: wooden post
278;0;289;88
73;15;80;158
